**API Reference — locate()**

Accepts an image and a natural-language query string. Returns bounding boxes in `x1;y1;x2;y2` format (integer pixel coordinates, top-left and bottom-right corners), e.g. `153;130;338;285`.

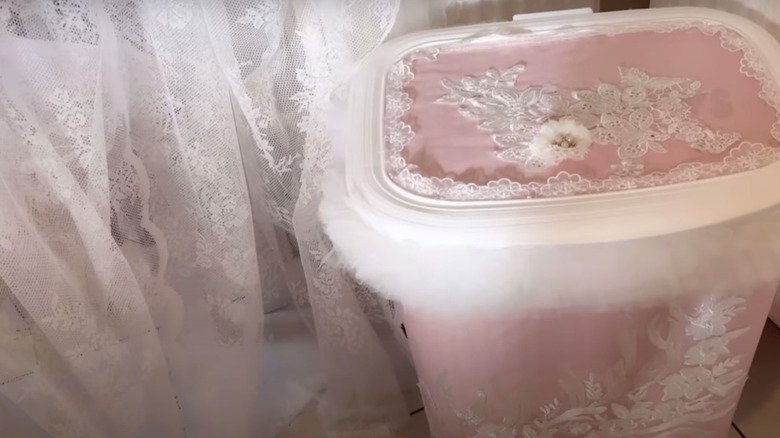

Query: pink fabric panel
400;28;776;186
403;286;775;438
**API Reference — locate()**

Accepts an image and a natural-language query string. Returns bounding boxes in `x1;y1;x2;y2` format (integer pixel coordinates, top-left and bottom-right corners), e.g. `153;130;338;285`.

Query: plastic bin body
320;8;780;438
404;287;775;437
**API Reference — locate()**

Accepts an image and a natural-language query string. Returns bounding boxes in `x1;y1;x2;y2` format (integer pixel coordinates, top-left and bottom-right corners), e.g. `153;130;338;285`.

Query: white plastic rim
343;7;780;247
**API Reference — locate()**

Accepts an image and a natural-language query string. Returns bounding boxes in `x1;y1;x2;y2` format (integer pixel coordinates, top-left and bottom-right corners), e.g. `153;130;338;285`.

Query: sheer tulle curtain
0;1;403;437
0;1;598;438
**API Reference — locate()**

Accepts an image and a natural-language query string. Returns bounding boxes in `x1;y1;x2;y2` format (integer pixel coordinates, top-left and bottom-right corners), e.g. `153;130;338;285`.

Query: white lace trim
383;20;780;201
391;142;780;200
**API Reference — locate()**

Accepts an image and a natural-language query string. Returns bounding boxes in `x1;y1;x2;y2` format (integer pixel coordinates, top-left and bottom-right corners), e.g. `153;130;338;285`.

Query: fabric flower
49;89;71;106
528;119;593;167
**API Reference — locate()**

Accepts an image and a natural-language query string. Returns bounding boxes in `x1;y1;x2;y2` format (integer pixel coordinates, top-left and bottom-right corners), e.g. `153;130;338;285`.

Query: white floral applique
40;295;95;332
151;0;192;29
526;119;593;169
39;0;98;44
437;65;741;173
683;327;748;366
427;296;751;437
610;160;645;177
368;0;397;30
685;297;746;341
48;87;100;173
236;2;280;29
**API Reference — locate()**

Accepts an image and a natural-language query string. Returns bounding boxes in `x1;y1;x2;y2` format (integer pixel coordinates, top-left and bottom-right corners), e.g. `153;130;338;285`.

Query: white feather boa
319;166;780;316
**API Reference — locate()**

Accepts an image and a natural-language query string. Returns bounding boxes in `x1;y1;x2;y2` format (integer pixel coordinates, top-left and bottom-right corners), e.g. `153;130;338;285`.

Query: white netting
0;1;406;437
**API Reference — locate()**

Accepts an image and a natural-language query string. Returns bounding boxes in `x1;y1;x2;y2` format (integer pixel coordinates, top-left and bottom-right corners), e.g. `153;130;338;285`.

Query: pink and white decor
320;7;780;437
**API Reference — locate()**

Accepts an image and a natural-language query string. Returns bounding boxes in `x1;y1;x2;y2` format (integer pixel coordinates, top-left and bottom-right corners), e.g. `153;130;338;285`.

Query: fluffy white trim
320;166;780;316
529;119;593;166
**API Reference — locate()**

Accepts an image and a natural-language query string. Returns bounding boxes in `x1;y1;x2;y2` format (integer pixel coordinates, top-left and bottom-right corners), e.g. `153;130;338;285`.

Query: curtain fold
0;1;402;437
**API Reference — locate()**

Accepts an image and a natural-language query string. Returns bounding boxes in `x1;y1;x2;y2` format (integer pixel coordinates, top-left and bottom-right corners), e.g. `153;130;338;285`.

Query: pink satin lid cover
383;23;780;201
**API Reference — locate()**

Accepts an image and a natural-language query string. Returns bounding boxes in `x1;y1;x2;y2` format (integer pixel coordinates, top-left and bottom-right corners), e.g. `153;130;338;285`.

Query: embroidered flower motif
369;0;396;29
568;423;592;435
153;1;193;29
385;121;414;150
597;416;637;436
59;108;87;129
385;90;412;118
49;89;72;106
686;298;745;341
685;337;732;366
432;296;750;437
48;88;88;129
236;4;277;29
436;64;741;172
661;367;717;400
539;172;587;197
528;119;593;167
41;297;94;332
649;399;687;423
610;160;645;177
723;142;775;170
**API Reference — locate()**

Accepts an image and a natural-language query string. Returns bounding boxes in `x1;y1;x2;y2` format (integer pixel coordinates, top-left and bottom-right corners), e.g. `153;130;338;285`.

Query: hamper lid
343;7;780;245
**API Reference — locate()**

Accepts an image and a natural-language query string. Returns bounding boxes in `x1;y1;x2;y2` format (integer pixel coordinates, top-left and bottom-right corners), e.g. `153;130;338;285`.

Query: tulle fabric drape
0;1;406;437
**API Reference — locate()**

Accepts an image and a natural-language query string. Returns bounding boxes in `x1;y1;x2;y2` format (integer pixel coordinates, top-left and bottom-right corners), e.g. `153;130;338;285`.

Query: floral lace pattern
384;21;780;201
421;296;752;438
438;65;740;171
390;141;780;200
1;1;406;437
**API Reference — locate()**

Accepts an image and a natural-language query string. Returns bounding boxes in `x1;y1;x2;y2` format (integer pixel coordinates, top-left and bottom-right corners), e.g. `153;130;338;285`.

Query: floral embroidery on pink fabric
438;65;740;171
383;22;780;201
419;296;750;438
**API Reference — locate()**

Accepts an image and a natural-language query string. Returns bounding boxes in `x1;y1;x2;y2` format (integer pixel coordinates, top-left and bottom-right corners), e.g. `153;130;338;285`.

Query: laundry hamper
320;7;780;437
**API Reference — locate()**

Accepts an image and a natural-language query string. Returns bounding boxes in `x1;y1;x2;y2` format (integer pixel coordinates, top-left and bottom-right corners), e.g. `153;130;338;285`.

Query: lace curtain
0;1;406;437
